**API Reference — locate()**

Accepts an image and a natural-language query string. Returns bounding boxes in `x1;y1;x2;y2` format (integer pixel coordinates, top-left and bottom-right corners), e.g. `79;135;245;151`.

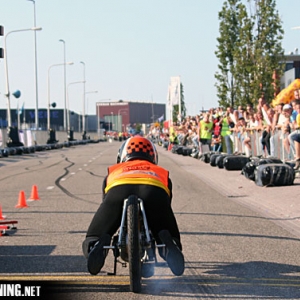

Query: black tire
127;195;142;293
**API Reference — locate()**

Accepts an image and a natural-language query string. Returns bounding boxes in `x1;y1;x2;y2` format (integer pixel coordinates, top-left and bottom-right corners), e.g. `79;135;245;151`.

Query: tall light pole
3;27;42;128
96;99;111;135
27;0;39;130
85;91;98;113
80;61;86;132
110;112;113;131
59;39;67;131
85;91;98;132
67;81;85;132
47;62;73;131
117;108;128;132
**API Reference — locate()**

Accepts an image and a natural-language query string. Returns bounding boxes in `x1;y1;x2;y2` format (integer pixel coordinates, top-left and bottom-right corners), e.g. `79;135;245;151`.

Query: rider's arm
102;175;108;201
168;177;173;203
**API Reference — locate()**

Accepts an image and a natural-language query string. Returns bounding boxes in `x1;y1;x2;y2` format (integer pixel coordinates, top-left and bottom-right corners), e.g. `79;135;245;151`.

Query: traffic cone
29;185;40;201
15;191;28;208
0;205;6;220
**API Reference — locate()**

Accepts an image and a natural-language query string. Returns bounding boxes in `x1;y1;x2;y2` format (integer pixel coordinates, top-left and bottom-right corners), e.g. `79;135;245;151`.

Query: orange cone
15;191;28;208
0;205;6;220
29;185;40;201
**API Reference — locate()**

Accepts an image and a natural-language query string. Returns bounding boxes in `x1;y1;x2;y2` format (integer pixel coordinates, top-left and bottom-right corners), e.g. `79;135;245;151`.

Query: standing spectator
256;93;266;113
198;113;213;153
290;101;300;169
237;105;244;119
287;99;300;159
269;103;285;157
282;104;294;159
191;125;199;148
226;106;238;125
243;112;258;156
234;117;248;154
211;115;222;152
213;115;222;137
220;113;234;154
261;108;275;156
216;107;225;117
243;104;254;126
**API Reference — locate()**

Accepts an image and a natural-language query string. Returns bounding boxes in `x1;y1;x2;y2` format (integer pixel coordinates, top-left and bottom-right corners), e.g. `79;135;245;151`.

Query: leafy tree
215;0;242;108
215;0;284;108
250;0;285;102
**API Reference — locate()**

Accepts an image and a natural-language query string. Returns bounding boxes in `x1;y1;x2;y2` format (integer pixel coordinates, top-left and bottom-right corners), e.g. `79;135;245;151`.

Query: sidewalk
160;148;300;239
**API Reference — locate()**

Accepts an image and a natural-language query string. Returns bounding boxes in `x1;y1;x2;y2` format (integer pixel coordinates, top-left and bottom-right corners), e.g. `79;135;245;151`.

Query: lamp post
110;112;113;131
59;39;67;131
85;91;98;132
117;108;128;132
96;99;111;135
67;81;85;131
47;62;73;131
3;27;42;128
27;0;39;130
80;61;86;133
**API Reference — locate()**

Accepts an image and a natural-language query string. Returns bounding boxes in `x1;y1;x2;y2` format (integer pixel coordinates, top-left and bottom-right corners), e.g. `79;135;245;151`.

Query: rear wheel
127;195;142;293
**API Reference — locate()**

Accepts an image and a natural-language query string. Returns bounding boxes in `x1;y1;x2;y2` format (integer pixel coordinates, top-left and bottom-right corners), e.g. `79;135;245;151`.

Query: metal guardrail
230;129;295;161
0;128;100;148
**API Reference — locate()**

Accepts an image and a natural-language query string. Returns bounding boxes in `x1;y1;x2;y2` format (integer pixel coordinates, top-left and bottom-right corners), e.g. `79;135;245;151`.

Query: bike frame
118;197;151;246
104;196;165;277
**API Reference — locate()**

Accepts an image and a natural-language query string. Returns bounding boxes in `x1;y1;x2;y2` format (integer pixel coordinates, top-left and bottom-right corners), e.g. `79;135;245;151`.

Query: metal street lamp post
3;27;42;128
59;39;67;131
110;112;113;131
80;61;86;133
47;62;73;131
27;0;39;130
117;108;128;132
85;91;98;132
67;81;86;132
96;99;111;135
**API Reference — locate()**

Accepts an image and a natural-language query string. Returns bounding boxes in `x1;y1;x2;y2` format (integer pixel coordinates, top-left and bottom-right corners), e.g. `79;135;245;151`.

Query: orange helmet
119;136;158;164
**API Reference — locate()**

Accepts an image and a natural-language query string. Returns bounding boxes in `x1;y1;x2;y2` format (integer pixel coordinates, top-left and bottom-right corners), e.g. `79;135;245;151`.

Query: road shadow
1;246;300;298
0;245;86;273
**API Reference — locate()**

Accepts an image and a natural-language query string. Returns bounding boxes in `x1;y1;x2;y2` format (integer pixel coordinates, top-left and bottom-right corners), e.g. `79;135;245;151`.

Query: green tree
215;0;284;108
250;0;284;103
215;0;243;108
172;83;187;122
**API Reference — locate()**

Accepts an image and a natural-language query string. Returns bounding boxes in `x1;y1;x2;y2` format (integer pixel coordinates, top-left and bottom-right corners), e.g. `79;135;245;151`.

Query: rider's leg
136;184;185;275
138;185;182;249
83;188;125;274
87;234;111;275
158;230;185;276
85;190;124;239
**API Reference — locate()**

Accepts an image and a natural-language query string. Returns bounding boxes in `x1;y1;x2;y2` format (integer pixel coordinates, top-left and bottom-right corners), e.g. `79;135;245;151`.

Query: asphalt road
0;141;300;299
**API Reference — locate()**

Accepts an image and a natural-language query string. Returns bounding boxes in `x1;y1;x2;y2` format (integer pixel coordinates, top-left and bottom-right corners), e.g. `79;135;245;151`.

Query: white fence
230;129;297;161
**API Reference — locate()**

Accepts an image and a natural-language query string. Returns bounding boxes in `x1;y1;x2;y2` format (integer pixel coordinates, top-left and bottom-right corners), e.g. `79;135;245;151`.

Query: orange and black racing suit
83;160;181;257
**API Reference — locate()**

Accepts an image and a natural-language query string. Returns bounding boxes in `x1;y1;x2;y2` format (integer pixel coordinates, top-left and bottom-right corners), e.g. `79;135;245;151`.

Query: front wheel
127;195;142;293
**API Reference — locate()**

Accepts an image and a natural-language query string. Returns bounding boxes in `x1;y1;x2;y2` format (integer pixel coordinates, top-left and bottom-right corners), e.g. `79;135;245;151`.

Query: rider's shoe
142;262;155;278
158;230;185;276
87;234;111;275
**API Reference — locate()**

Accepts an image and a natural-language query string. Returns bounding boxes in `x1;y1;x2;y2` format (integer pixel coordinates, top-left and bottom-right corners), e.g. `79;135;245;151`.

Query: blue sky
0;0;299;118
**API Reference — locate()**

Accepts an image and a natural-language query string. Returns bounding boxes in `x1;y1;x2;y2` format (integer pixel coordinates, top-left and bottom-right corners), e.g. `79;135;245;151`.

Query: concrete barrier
0;128;99;148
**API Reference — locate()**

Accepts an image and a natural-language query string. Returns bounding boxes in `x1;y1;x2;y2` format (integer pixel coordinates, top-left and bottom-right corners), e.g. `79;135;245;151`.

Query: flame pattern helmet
119;136;158;164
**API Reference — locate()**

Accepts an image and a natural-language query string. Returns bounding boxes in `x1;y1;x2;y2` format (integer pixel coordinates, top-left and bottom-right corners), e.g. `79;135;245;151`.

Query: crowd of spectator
147;91;300;170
